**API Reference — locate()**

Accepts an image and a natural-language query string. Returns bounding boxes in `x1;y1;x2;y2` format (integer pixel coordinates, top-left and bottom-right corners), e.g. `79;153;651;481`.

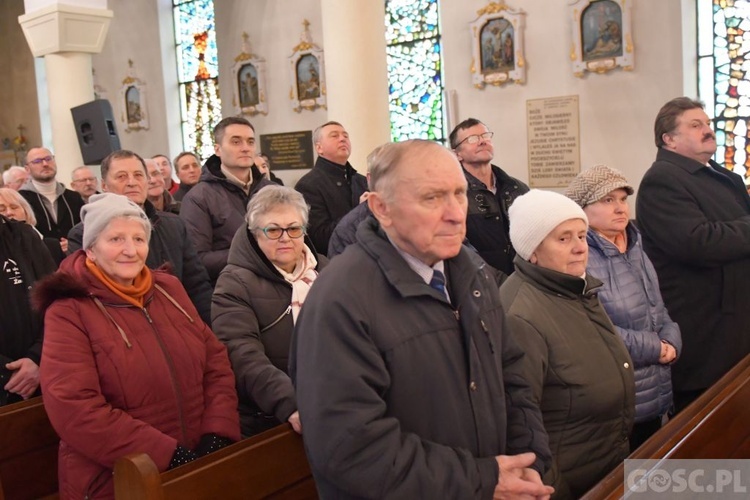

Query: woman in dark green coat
499;189;635;499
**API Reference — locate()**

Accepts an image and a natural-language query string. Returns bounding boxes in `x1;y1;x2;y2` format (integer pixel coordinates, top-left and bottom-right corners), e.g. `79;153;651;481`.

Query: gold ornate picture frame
470;1;526;88
570;0;634;77
288;20;326;113
231;33;268;117
119;60;149;132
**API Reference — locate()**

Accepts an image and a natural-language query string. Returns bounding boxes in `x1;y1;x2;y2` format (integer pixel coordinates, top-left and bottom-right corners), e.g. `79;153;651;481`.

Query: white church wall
92;0;172;160
442;0;686;199
73;0;687;194
214;0;326;187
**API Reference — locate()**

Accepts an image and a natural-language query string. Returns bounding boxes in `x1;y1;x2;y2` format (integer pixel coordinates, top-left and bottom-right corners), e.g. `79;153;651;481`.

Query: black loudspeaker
70;99;121;165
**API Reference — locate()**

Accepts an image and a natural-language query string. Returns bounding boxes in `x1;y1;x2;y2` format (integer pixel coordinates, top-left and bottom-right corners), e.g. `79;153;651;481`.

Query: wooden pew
114;424;317;500
0;397;59;500
583;353;750;499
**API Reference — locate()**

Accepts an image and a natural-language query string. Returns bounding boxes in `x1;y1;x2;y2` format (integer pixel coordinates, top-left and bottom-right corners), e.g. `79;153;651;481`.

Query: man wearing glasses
19;147;85;244
449;118;529;276
70;166;100;204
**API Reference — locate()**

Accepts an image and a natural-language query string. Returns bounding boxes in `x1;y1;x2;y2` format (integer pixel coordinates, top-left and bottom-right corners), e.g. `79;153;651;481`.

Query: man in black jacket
295;121;367;255
1;215;56;405
67;150;213;325
291;140;552;499
637;97;750;412
450;118;529;276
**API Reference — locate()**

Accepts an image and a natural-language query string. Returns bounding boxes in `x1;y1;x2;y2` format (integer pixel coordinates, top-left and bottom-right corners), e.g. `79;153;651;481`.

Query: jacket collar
463;164;520;191
200;154;263;192
355;217;484;304
656;147;720;175
586;223;639;255
142;200;160;226
513;256;602;298
315;156;357;181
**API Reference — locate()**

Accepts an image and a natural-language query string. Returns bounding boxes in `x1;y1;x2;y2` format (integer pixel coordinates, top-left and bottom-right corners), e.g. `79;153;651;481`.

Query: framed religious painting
570;0;634;77
119;60;149;132
231;33;268;116
288;19;326;112
470;1;526;88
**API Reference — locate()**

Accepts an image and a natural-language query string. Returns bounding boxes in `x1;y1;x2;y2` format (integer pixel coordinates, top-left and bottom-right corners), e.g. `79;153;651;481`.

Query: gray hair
0;187;37;226
245;185;309;230
2;166;26;184
369;139;442;202
71;165;95;181
313;121;344;145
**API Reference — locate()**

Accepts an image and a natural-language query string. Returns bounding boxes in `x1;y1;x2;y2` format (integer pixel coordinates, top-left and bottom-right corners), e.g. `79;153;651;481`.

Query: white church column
19;1;112;177
320;0;391;173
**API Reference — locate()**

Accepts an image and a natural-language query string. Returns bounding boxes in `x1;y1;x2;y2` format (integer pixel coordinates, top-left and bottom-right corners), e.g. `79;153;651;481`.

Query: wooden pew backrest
0;397;59;500
583;352;750;499
114;424;317;500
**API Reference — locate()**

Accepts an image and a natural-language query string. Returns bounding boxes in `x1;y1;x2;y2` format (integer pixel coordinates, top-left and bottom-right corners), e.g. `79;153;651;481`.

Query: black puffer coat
212;227;326;437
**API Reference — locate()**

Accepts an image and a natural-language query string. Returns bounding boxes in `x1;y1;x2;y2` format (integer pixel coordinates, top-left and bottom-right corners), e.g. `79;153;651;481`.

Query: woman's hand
4;358;40;399
288;411;302;434
659;341;677;364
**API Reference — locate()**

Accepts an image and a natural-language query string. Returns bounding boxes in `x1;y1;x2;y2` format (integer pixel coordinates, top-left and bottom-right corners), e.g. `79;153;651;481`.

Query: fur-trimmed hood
33;268;90;315
33;250;175;315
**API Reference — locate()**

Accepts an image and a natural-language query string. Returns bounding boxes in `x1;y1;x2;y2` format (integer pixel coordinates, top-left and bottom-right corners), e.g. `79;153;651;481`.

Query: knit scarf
274;245;318;324
85;258;153;308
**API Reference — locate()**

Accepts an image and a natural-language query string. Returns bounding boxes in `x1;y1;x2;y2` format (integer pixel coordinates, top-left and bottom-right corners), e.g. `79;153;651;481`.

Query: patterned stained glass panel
385;0;439;44
173;0;222;158
385;0;445;142
698;0;750;182
387;40;444;141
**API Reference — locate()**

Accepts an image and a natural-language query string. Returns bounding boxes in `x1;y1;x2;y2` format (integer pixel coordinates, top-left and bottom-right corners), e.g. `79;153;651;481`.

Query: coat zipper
142;306;189;444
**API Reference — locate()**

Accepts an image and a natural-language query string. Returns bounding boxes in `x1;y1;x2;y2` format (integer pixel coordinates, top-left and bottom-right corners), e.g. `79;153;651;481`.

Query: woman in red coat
36;193;240;499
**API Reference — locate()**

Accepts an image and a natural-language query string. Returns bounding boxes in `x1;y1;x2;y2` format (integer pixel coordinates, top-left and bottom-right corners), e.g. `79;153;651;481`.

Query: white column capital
19;3;113;57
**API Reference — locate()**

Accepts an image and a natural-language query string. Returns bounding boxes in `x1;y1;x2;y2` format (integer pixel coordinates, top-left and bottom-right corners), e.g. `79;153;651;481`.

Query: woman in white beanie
499;189;635;499
34;193;240;498
566;165;681;452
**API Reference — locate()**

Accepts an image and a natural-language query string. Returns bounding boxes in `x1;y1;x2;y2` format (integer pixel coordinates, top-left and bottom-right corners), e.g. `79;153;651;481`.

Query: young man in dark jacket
180;117;271;285
291;140;553;500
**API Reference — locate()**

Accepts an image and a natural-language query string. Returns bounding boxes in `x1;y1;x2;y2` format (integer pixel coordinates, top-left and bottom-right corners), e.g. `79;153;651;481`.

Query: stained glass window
385;0;445;142
697;0;750;181
173;0;222;159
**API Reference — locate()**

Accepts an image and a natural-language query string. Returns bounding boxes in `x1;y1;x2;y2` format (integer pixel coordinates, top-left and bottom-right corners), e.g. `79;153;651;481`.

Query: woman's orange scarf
85;258;152;308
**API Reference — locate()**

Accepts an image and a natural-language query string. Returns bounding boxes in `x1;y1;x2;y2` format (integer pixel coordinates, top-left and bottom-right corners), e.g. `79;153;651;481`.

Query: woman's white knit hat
509;189;588;261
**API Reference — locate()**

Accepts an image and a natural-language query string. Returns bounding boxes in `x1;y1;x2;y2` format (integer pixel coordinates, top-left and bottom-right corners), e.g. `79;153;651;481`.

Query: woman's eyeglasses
257;226;306;240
